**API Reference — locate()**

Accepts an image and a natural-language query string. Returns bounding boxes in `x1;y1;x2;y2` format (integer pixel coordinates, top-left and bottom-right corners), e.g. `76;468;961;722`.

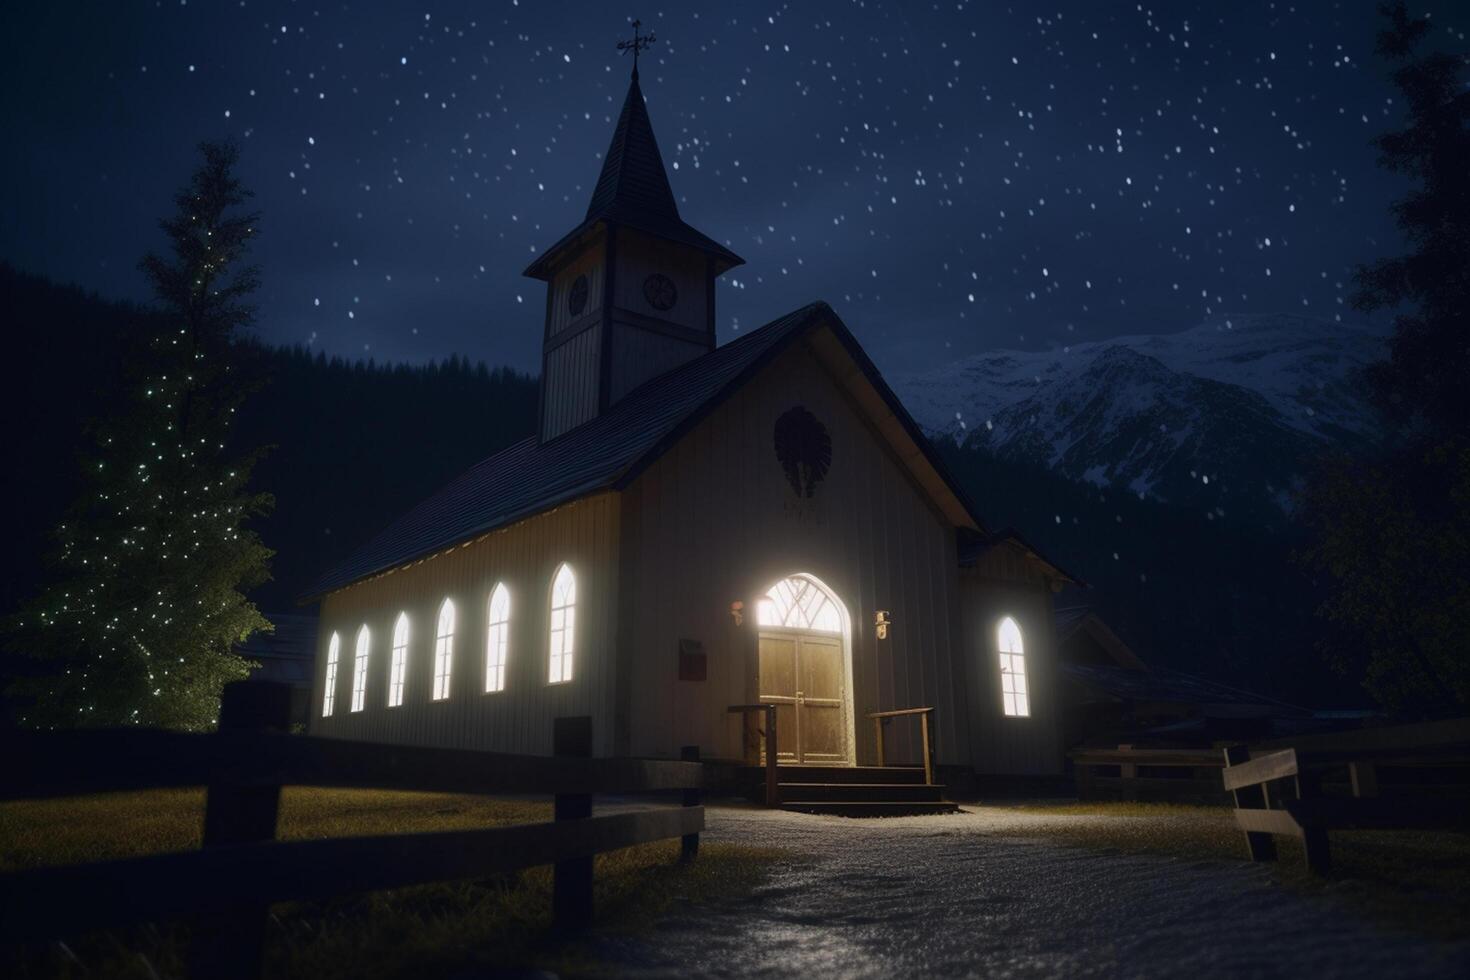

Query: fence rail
0;681;705;978
1069;745;1227;803
1222;717;1470;873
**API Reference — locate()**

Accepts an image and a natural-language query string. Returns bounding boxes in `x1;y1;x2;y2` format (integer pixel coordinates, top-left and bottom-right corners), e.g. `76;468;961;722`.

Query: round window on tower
643;273;677;311
568;274;589;316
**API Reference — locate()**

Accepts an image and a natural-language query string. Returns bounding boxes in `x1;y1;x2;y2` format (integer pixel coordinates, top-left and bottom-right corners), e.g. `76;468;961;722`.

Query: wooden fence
0;681;705;978
1222;717;1470;873
1070;745;1228;803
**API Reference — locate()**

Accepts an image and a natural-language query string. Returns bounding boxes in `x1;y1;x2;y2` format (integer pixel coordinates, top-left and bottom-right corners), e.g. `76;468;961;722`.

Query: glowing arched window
486;583;510;693
388;613;409;707
997;617;1030;717
432;599;455;701
548;564;576;684
350;625;370;713
322;632;340;717
757;575;842;632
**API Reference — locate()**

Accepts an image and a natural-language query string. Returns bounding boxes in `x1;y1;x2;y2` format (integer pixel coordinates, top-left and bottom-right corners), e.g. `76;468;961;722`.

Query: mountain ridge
895;313;1385;516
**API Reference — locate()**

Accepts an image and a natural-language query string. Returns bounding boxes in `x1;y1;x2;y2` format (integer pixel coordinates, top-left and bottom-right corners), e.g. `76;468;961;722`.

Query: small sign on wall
678;638;707;681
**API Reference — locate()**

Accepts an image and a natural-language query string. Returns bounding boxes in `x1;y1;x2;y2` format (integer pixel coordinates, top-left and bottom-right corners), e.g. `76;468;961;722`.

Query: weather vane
616;19;656;80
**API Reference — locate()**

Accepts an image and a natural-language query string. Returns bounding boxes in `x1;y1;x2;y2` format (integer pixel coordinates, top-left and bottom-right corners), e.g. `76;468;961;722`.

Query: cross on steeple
616;19;656;80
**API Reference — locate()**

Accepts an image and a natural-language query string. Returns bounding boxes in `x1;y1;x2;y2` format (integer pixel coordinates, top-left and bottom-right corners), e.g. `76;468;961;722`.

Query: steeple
524;48;744;443
582;74;681;227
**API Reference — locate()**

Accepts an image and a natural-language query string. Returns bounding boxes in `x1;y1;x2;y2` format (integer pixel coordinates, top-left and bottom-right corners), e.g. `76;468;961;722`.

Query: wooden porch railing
868;706;936;785
728;703;779;806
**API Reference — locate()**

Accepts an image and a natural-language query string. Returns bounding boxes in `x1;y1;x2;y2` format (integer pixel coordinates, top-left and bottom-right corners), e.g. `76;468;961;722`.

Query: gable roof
1060;662;1298;712
300;302;985;602
523;75;743;280
957;526;1082;588
1054;605;1144;669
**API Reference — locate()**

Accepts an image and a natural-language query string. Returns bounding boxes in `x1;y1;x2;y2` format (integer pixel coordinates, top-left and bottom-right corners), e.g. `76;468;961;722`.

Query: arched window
322;632;340;717
350;625;370;713
548;564;576;683
486;583;510;693
997;617;1030;717
388;613;409;707
757;574;842;632
432;599;455;701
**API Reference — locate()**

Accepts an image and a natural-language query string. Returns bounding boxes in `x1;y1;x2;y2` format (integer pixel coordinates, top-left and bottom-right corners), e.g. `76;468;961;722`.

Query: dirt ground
588;803;1470;979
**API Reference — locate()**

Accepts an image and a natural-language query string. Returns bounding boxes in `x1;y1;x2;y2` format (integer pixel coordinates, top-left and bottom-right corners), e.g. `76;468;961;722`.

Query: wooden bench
1221;717;1470;873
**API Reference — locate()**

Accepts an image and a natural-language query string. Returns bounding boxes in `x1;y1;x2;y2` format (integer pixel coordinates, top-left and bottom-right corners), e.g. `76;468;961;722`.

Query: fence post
920;712;934;786
1223;744;1277;863
552;716;594;931
193;680;293;980
680;745;701;861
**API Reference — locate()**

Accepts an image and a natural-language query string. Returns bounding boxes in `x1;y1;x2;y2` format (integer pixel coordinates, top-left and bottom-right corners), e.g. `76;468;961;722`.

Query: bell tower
524;24;744;442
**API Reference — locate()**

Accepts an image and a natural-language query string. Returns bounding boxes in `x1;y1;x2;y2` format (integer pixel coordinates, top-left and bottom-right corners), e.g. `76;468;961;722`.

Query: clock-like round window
643;273;678;311
568;274;589;316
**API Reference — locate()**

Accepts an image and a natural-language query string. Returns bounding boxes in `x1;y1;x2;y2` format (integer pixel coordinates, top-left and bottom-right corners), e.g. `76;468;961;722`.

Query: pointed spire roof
583;74;680;224
524;74;743;280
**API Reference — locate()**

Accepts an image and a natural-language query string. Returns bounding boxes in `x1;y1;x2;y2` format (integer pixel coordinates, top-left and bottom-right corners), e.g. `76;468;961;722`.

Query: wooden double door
758;630;848;765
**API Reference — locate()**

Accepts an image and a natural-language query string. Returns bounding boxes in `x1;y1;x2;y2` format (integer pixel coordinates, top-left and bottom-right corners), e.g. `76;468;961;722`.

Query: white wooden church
304;61;1077;789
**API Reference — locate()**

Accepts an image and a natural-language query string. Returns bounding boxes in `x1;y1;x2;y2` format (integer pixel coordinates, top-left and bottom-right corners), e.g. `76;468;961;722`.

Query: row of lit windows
322;564;576;717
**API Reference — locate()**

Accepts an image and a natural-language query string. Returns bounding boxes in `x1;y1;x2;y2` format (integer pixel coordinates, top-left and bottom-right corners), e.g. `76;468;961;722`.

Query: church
303;56;1077;790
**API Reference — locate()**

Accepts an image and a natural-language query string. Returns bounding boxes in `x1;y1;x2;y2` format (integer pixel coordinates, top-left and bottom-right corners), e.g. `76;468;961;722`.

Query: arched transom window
388;613;409;707
997;617;1030;717
350;625;370;713
322;632;340;717
757;575;842;632
432;599;455;701
548;564;576;684
486;583;510;693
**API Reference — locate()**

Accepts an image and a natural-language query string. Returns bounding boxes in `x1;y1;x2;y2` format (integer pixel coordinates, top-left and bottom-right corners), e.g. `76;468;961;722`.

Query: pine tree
7;141;274;730
1353;1;1470;437
1298;3;1469;715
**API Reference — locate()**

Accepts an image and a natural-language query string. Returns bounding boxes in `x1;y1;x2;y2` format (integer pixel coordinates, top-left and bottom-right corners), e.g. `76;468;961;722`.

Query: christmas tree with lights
8;141;274;730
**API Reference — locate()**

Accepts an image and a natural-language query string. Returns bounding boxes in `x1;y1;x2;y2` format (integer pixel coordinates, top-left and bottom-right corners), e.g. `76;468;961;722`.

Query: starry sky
3;1;1465;375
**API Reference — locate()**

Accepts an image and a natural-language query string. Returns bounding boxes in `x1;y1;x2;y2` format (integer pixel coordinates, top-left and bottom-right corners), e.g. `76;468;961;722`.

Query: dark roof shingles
302;303;825;599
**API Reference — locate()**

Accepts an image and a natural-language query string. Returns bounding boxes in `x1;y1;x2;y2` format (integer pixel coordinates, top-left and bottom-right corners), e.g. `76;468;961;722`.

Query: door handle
796;691;805;704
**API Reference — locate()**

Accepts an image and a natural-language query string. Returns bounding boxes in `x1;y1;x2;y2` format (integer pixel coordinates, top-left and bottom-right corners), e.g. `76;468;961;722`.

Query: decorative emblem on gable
773;406;832;498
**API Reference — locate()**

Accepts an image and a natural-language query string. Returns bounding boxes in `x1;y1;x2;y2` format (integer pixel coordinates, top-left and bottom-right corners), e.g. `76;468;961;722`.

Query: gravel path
592;803;1469;979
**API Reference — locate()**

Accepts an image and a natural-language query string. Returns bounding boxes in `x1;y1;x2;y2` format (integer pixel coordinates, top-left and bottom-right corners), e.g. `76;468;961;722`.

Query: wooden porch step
777;782;947;803
779;800;961;818
738;765;929;785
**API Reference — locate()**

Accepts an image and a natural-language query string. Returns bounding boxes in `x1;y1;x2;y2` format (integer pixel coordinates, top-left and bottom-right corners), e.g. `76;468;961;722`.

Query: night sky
3;1;1465;375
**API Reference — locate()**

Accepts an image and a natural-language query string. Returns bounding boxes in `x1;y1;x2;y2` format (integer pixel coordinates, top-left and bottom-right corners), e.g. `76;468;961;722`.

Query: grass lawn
0;788;785;979
996;801;1470;940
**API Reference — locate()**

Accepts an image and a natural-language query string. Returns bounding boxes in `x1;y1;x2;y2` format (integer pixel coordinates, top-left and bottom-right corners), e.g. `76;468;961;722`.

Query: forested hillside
1;265;1348;705
0;264;537;614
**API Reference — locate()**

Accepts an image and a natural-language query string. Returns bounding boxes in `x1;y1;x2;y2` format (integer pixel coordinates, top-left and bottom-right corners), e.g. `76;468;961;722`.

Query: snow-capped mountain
894;314;1385;514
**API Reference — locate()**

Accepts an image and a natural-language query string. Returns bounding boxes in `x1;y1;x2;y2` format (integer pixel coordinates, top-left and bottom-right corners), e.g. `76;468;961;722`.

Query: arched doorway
756;573;855;765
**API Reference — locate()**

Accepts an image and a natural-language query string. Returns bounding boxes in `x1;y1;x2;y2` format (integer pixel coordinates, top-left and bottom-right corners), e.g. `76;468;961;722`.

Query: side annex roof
301;301;984;601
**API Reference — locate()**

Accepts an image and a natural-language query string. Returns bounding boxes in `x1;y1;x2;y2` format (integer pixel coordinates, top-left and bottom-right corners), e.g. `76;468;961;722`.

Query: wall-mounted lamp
729;600;745;627
875;610;892;640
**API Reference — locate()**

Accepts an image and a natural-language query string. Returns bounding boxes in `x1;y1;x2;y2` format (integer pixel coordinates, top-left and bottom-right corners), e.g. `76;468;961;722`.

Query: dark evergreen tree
1298;3;1470;714
1353;1;1470;437
7;141;274;730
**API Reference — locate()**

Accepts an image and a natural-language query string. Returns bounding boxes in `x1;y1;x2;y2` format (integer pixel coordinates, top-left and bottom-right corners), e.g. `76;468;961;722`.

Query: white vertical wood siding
958;546;1065;774
611;228;708;332
541;324;602;441
548;253;604;336
617;338;974;766
608;325;707;403
309;494;621;756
